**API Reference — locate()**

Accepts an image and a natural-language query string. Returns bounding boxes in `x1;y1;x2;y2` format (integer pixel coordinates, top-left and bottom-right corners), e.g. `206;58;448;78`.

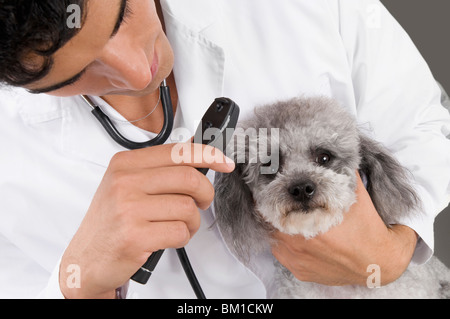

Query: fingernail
224;156;235;170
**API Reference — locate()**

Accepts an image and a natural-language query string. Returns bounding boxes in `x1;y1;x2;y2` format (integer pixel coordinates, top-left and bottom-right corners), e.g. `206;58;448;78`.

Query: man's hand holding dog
272;172;418;287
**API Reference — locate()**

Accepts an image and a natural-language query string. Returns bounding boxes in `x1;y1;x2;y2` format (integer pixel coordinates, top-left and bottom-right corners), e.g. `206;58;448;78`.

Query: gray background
380;0;450;266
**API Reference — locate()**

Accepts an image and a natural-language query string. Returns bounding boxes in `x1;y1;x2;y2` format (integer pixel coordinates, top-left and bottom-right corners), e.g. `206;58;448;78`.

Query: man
0;0;449;298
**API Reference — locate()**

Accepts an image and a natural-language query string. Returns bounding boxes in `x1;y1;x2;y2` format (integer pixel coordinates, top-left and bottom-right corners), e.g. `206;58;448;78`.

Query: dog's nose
288;181;316;202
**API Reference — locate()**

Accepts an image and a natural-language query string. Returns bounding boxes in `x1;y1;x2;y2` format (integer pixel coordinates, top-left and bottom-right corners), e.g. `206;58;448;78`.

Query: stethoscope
79;79;206;299
80;79;174;150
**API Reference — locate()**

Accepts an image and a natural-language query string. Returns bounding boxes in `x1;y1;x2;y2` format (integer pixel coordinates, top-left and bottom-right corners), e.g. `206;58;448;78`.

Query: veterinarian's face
26;0;174;97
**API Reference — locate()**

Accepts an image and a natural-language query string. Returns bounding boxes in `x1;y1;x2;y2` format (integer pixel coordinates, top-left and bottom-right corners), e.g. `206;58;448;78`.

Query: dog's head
238;97;360;237
214;97;419;258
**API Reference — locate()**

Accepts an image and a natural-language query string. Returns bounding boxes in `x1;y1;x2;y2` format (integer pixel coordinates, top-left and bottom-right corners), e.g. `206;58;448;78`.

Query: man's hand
59;143;234;299
271;172;418;287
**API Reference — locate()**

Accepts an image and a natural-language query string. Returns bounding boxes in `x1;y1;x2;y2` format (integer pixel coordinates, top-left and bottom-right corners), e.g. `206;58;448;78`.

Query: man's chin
103;85;157;98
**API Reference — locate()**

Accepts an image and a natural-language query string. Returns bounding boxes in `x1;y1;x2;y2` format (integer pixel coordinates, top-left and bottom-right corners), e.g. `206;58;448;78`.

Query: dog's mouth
283;201;328;216
255;196;348;237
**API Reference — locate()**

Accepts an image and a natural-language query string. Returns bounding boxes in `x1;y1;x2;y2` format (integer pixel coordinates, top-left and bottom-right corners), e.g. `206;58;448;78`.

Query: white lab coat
0;0;449;298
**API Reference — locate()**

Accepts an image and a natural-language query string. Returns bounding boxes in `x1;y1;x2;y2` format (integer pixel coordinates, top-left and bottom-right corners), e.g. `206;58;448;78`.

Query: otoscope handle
130;250;165;284
130;165;209;285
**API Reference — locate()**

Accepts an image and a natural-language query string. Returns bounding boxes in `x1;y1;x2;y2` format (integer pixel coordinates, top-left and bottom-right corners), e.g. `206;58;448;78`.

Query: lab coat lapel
60;96;126;167
17;91;121;168
162;0;226;135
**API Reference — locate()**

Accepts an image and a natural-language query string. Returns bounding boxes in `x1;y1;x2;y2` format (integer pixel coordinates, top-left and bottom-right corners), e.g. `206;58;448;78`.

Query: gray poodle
214;96;450;298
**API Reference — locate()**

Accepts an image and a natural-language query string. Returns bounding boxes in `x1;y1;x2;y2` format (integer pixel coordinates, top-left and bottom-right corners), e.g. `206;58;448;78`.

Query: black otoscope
81;81;240;299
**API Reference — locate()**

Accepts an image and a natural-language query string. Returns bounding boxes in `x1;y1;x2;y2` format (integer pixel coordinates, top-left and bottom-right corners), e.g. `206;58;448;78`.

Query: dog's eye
315;152;332;166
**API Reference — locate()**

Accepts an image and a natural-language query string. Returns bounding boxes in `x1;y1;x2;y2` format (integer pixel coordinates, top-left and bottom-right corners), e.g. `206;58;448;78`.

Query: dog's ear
358;134;421;225
214;163;270;262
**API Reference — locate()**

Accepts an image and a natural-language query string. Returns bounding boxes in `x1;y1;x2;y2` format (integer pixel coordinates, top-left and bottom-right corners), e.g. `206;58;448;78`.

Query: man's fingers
110;143;235;172
119;166;216;210
129;194;202;236
132;221;193;254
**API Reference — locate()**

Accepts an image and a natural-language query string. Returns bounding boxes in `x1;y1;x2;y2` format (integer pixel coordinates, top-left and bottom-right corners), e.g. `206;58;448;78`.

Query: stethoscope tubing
80;80;174;150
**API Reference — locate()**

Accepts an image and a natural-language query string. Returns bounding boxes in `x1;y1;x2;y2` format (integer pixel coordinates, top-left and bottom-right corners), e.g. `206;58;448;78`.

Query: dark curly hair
0;0;86;87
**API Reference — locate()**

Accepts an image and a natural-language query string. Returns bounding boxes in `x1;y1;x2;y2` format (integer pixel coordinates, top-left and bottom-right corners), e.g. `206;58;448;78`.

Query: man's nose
99;42;152;91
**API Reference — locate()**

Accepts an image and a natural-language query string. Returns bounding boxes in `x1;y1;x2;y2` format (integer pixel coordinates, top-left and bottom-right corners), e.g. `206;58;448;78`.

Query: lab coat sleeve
36;258;65;299
39;260;130;299
0;233;64;298
336;0;450;264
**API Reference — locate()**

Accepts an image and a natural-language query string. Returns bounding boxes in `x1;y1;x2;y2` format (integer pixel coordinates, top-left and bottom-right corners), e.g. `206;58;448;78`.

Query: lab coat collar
16;91;121;168
17;89;64;124
60;96;131;167
162;0;226;134
161;0;220;35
